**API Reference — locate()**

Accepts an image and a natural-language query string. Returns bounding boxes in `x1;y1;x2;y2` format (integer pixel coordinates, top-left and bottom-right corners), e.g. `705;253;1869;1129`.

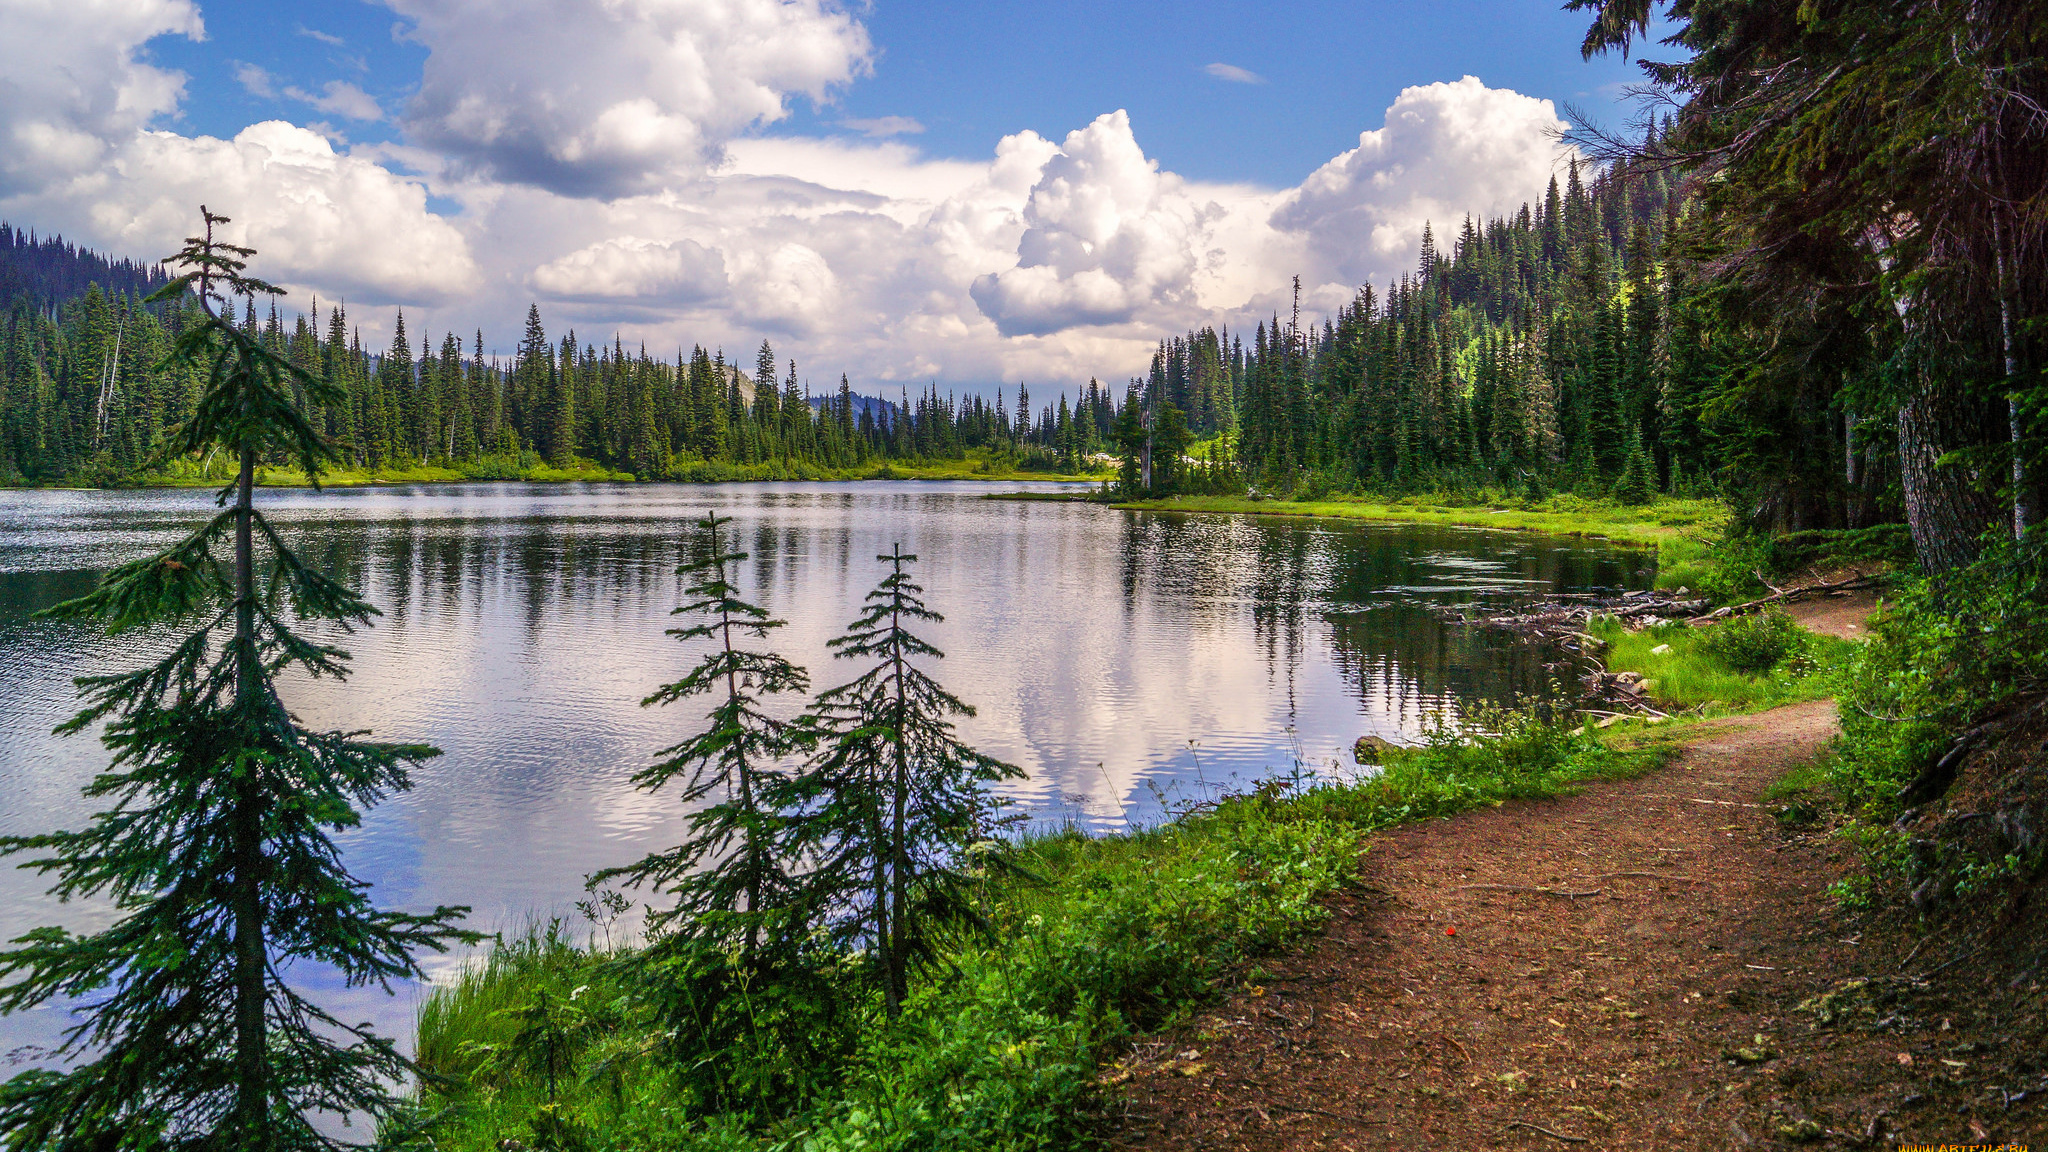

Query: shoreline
4;463;1113;493
1103;493;1725;551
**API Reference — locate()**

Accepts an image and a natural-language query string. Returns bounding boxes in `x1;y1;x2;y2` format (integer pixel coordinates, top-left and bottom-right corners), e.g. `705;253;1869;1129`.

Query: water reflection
0;481;1647;1050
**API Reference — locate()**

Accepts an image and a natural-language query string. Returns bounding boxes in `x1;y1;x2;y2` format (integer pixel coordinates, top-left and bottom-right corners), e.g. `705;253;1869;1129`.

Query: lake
0;480;1649;1054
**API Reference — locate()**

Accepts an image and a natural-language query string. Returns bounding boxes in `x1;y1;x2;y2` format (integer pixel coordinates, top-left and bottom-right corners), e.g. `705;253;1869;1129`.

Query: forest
1;0;2046;1141
0;226;1123;485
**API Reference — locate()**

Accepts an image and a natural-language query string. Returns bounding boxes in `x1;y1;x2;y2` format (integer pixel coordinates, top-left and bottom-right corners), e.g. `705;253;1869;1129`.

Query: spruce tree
591;510;809;955
0;209;476;1149
800;546;1021;1016
1614;429;1658;505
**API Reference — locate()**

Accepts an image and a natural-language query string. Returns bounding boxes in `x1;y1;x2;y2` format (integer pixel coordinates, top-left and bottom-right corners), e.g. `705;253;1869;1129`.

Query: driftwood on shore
1431;572;1882;719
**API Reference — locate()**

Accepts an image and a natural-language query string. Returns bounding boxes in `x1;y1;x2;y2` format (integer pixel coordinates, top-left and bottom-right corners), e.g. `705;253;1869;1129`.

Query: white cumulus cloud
392;0;872;198
970;111;1216;337
35;122;478;303
533;236;727;301
1272;75;1570;286
464;78;1570;386
0;0;477;307
0;0;203;197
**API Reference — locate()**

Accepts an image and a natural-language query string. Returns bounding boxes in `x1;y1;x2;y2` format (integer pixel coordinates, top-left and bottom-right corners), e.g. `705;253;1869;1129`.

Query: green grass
14;447;1113;491
1761;758;1834;804
1594;614;1858;714
401;712;1669;1152
979;490;1093;502
1108;491;1726;550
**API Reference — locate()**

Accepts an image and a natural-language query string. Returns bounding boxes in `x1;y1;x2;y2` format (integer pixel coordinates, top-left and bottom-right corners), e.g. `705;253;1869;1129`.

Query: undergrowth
398;712;1665;1152
1769;533;2048;914
1593;611;1856;714
1652;524;1909;601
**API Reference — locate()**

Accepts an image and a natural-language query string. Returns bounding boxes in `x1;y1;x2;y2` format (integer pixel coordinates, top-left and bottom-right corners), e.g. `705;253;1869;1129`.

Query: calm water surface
0;480;1648;1053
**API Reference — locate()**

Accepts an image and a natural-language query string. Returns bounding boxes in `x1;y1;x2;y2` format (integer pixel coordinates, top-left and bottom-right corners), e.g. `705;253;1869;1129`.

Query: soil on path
1783;591;1882;641
1109;696;2043;1150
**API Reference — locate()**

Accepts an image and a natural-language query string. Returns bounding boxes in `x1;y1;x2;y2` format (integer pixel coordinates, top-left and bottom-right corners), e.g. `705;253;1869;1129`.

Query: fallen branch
1577;871;1703;883
1439;1032;1474;1065
1269;1103;1371;1124
1917;945;1986;980
1456;883;1606;898
1505;1120;1590;1143
1711;572;1883;618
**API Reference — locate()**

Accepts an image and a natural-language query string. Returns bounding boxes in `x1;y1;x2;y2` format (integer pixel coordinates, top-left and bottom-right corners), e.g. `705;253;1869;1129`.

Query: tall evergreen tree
0;209;476;1150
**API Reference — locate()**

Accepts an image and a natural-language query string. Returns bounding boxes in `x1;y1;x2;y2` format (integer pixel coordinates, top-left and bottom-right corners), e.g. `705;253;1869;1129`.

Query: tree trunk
1898;383;1999;572
1844;409;1865;529
1995;220;2033;538
232;441;268;1144
887;625;908;1018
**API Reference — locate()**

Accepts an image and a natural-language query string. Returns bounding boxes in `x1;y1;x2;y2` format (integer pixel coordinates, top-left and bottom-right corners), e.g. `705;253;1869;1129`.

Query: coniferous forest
0;224;1127;485
2;0;2047;1138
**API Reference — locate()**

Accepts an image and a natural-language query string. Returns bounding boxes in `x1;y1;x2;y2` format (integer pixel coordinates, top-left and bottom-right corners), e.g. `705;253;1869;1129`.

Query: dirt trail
1784;590;1882;641
1110;694;2042;1150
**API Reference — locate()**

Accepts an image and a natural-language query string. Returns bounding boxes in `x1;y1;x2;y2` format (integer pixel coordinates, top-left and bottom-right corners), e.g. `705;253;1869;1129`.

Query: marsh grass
1107;492;1726;549
400;713;1667;1152
1594;614;1856;714
64;448;1110;491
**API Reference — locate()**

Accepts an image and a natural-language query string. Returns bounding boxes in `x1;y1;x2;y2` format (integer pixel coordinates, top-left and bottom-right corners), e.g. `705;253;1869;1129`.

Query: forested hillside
1150;153;1876;536
0;244;1117;484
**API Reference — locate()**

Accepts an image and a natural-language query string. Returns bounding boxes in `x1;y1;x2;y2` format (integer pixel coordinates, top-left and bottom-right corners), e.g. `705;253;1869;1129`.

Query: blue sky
148;0;1656;189
5;0;1670;391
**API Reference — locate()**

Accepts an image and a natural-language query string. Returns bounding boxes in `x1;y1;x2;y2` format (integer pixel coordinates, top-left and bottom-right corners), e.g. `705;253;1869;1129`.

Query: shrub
1829;532;2048;820
1698;608;1804;674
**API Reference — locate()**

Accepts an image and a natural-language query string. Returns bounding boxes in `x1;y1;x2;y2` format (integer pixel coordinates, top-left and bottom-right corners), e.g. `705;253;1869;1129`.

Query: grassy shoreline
1106;492;1725;550
403;712;1677;1151
6;454;1112;491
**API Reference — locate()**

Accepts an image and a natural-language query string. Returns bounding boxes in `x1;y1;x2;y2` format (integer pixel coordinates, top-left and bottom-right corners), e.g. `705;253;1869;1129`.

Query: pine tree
513;303;548;453
1614;429;1658;505
799;546;1021;1016
593;510;809;954
549;332;576;466
0;209;476;1149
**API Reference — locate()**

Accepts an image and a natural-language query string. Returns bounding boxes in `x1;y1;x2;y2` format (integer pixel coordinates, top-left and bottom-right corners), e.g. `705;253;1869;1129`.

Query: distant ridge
0;222;167;308
808;392;901;423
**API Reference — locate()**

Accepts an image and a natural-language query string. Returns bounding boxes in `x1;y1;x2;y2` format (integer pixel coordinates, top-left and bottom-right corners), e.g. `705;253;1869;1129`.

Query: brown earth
1783;591;1884;641
1107;694;2048;1151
